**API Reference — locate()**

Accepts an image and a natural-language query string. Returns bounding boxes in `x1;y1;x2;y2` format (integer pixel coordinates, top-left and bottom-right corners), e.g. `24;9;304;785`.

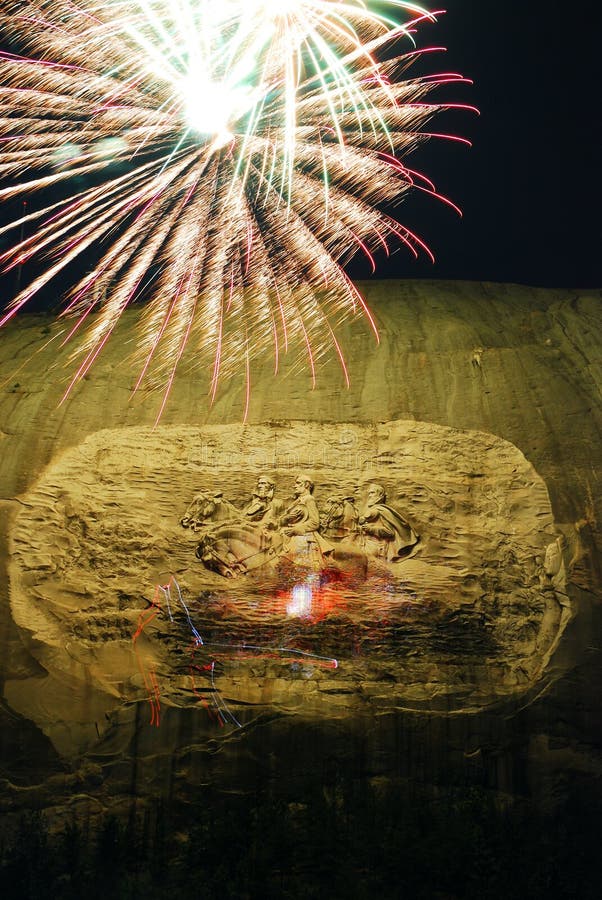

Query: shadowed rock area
0;280;600;847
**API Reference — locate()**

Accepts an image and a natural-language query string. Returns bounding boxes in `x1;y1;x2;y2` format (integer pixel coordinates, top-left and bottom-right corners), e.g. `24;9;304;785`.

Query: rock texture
0;279;600;823
7;419;574;756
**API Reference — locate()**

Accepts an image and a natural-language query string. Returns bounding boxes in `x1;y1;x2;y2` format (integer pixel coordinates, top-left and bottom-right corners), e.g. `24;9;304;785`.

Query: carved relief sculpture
357;483;420;561
181;474;419;577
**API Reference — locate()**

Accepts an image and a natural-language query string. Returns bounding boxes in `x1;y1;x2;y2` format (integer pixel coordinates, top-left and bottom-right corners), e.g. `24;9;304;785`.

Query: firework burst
0;1;474;416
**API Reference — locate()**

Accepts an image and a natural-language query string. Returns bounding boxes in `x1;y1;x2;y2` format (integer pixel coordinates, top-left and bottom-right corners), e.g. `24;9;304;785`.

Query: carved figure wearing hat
358;483;419;561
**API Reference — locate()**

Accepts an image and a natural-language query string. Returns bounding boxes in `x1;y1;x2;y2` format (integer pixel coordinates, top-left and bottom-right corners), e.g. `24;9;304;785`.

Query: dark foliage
0;783;599;900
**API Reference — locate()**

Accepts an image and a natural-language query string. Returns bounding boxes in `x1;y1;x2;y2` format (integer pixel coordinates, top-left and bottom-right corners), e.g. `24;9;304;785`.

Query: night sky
0;0;600;311
355;0;601;288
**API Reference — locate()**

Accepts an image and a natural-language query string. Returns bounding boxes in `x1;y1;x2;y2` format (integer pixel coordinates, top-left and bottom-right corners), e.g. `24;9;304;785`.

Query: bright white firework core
182;75;254;148
255;0;298;16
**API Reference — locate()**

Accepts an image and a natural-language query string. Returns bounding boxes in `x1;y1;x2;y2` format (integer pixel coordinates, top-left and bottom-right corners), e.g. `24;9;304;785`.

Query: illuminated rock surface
7;420;573;749
0;280;600;832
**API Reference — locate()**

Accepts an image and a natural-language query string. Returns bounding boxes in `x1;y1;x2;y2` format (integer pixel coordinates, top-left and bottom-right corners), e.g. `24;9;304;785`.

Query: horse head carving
180;492;241;532
320;495;359;540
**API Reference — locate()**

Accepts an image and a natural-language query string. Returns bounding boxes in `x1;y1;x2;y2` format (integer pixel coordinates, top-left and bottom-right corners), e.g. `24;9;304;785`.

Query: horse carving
180;481;416;580
196;524;284;578
320;496;360;542
180;492;241;532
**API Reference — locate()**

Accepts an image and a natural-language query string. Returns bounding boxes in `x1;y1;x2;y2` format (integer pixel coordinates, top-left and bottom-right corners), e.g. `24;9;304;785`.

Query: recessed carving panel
7;421;574;755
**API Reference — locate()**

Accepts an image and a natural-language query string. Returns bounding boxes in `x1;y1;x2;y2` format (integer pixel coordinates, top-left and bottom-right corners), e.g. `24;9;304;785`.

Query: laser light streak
133;576;338;727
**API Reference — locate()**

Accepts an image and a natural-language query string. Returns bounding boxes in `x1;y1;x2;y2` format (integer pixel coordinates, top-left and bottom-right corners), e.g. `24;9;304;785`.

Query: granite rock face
0;280;600;820
6;419;575;756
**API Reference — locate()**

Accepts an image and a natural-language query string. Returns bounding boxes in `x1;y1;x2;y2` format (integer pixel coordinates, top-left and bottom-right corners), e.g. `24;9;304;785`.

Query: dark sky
0;0;600;307
387;0;602;287
367;0;600;288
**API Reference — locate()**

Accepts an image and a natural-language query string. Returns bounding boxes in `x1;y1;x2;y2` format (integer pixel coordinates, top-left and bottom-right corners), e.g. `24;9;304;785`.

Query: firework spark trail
0;1;474;412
